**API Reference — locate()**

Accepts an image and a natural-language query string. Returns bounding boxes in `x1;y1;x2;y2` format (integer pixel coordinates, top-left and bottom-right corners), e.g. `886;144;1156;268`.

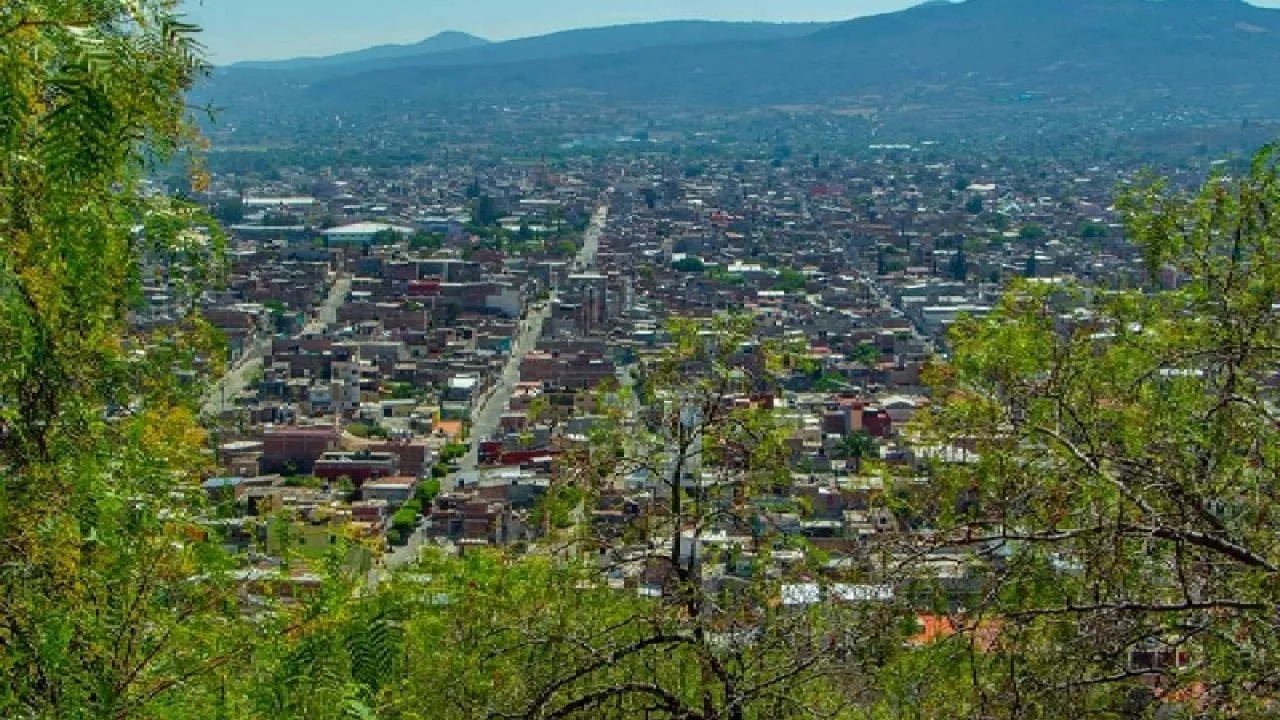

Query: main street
456;205;609;478
202;273;351;417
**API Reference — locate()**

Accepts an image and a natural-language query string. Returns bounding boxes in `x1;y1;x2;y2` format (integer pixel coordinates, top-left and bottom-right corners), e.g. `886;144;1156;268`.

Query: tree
834;431;877;474
964;195;984;215
773;268;808;294
672;257;706;273
917;146;1280;716
414;477;442;506
0;3;264;718
1018;222;1046;240
440;443;468;464
466;315;906;719
1080;221;1109;240
848;343;880;366
212;197;245;225
410;230;444;252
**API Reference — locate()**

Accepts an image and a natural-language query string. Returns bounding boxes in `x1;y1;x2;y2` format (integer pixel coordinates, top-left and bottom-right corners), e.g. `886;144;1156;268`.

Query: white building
322;222;415;248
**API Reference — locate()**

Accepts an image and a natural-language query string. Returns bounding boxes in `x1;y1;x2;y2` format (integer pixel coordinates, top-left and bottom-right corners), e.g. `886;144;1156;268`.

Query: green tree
833;431;877;474
964;195;984;215
0;3;261;718
1080;221;1109;240
773;268;809;293
848;342;880;366
917;146;1280;715
439;442;468;464
409;231;444;252
481;315;907;719
414;477;441;506
1018;222;1046;240
672;257;705;273
211;197;245;225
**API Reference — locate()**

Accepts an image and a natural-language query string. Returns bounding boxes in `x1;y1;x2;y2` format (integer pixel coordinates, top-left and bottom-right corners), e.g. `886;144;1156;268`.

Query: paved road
202;273;351;417
306;274;352;334
201;340;268;416
457;205;610;477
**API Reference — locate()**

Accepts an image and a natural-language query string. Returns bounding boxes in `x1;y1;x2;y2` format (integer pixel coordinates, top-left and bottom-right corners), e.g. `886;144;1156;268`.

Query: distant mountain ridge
230;31;491;71
204;0;1280;137
224;21;833;80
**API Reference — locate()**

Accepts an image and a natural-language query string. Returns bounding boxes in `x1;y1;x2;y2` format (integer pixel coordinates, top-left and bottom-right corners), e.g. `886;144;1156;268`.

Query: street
457;205;609;476
202;273;351;417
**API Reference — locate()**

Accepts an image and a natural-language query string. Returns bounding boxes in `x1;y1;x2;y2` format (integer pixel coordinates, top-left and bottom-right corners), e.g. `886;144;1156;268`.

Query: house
313;450;400;484
360;476;419;506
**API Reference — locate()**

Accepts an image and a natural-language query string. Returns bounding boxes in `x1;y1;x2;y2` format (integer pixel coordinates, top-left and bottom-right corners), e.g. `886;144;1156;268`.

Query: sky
187;0;1280;64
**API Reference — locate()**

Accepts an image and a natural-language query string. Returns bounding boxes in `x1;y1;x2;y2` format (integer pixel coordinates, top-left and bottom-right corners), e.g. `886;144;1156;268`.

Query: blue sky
186;0;1280;64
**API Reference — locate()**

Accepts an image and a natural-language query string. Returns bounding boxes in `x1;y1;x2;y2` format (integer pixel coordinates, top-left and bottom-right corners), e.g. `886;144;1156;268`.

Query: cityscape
6;1;1280;718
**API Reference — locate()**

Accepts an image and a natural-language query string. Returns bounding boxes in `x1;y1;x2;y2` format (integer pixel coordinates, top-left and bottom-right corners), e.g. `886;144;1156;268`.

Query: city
6;0;1280;718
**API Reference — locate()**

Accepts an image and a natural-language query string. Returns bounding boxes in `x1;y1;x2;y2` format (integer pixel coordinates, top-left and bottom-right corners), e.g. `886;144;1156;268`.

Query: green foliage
439;443;468;464
284;475;325;488
372;228;409;245
1018;222;1046;240
0;3;248;718
415;477;441;506
383;381;419;401
409;230;444;252
964;194;984;215
531;485;585;531
1080;221;1109;240
346;423;388;440
813;372;849;393
848;342;880;366
773;267;809;293
834;431;877;473
918;145;1280;713
548;238;578;258
388;503;420;545
671;256;705;273
212;197;245;225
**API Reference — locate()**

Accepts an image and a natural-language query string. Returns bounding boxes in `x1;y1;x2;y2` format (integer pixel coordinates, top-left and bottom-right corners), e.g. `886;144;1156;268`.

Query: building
313;450;400;484
322;222;415;248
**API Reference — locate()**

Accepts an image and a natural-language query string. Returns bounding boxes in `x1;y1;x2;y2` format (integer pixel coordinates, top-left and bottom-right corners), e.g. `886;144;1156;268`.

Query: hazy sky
186;0;1280;64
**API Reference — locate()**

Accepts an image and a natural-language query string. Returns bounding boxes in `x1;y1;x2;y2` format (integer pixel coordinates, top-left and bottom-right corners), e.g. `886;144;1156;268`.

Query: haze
189;0;923;63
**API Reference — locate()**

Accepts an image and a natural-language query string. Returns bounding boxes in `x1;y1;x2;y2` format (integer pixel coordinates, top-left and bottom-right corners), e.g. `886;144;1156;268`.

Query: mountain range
203;0;1280;136
221;21;833;81
230;31;492;72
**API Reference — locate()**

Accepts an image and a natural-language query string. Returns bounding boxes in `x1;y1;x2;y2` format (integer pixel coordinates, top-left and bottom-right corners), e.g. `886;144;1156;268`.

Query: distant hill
204;1;1280;137
230;31;491;72
364;21;835;73
213;20;833;84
